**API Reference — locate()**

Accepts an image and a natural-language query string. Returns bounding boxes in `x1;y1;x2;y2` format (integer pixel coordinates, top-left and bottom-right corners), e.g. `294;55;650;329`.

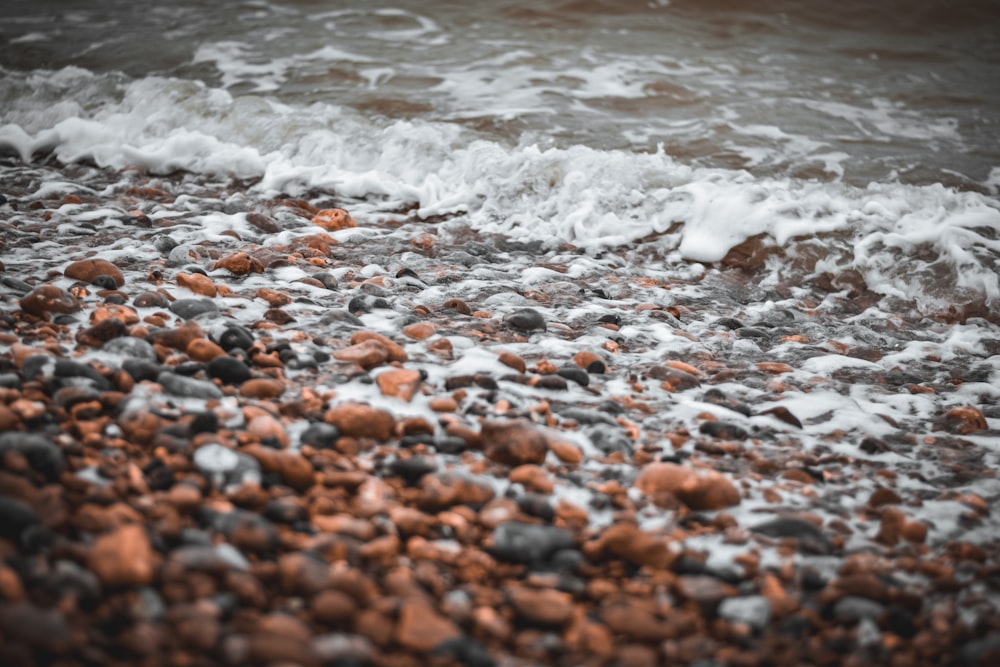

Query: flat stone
490;521;574;564
169;298;219;319
503;307;546;332
158;371;223;399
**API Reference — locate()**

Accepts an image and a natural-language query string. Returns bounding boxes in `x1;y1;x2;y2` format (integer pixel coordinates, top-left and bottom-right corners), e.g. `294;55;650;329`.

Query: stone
751;517;832;554
65;258;125;286
20;285;81;316
187;337;226;362
376;368;422;401
941;406;988;434
490;521;574;564
0;602;75;652
634;462;740;510
218;324;255;350
0;496;41;542
420;472;495;510
698;420;749;440
508;587;574;627
177;272;217;297
498;351;527;373
593;522;672;569
311;208;356;231
833;596;885;623
213;251;264;275
324;403;394;440
311;590;358;624
332;339;389;369
208;355;252;384
0;432;65;480
240;378;285;399
402;321;437;340
351;331;407;362
169;298;219;319
504;307;546;332
158;371;224;399
395;601;462;653
103;336;158;361
88;524;157;587
481;420;549;466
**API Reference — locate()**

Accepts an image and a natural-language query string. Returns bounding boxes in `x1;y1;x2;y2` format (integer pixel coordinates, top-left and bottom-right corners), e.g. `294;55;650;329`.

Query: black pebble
556;366;589;386
169;298;219;319
0;496;41;542
207;355;252;385
504;307;546;332
0;433;66;480
300;422;340;449
217;324;254;351
90;274;118;289
698;420;749;440
122;359;161;383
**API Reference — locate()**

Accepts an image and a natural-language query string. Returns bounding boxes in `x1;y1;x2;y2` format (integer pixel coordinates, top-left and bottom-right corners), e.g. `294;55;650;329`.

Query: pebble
20;284;81;316
207;354;252;384
481;420;549;465
157;371;224;399
490;521;574;564
751;517;833;554
504;307;546;332
87;524;157;586
64;258;125;286
0;432;65;480
634;462;741;510
103;335;158;361
718;595;772;631
395;601;462;652
169;298;219;319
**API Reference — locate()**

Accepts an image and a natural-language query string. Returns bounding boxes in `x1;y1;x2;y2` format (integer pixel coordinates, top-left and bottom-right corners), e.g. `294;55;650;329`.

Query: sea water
1;0;998;314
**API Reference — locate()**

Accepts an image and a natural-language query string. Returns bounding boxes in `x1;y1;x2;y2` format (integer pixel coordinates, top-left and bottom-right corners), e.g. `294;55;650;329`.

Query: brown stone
311;208;356;231
593;522;672;569
428;396;458;412
876;506;906;546
0;602;76;652
65;258;125;287
277;553;331;596
376;368;422;402
20;285;81;316
311;589;358;624
245;633;319;667
186;337;226;362
247;413;289;447
276;452;315;491
176;272;217;297
868;487;903;507
351;330;407;362
402;321;437;340
481;420;548;466
240;378;286;399
634;462;740;510
324;403;394;440
256;287;292;307
213;251;264;275
498;351;527;373
420;472;495;510
941;406;988;434
394;602;461;653
333;339;390;370
88;524;158;587
601;603;670;641
549;439;583;465
508;587;574;627
672;575;737;613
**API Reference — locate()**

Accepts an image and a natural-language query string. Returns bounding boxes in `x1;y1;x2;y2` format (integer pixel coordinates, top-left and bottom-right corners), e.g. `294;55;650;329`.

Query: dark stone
833;596;884;623
172;361;206;376
698;421;748;440
516;494;555;521
431;637;496;667
490;522;574;564
217;324;255;351
504;308;546;332
207;355;252;385
534;375;568;391
190;411;219;435
0;432;65;480
318;309;363;327
712;317;744;330
133;291;169;308
312;272;339;290
103;336;158;361
736;327;770;340
0;372;21;389
122;359;161;383
389;457;437;485
960;633;1000;666
1;276;33;295
157;371;223;399
885;605;917;639
702;388;753;417
300;422;339;449
0;602;75;652
587;424;632;454
752;517;832;554
597;313;622;326
169;298;219;319
0;496;41;542
54;359;111;389
556;366;589;386
246;212;280;233
77;317;126;345
152;235;179;254
90;274;119;290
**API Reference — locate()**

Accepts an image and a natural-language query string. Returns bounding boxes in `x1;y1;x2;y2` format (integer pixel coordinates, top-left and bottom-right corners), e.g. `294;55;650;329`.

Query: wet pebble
0;432;65;480
169;298;219;319
157;371;223;399
490;521;575;564
207;355;252;385
504;307;546;332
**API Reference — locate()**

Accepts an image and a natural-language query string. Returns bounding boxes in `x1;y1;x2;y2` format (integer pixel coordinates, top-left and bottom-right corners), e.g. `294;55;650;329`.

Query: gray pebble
157;371;223;399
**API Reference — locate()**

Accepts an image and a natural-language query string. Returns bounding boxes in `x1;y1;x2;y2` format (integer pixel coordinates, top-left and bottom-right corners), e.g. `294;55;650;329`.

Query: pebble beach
3;1;1000;665
1;158;999;666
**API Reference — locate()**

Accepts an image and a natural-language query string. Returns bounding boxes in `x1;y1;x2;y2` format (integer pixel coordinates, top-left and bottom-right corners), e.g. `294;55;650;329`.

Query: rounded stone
65;258;125;287
503;307;546;332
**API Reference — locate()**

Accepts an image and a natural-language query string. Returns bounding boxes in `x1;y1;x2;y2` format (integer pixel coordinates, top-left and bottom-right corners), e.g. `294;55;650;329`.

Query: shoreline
1;163;999;666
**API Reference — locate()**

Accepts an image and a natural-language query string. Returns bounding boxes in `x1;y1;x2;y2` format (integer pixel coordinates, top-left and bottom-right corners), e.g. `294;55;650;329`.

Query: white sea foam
1;69;998;315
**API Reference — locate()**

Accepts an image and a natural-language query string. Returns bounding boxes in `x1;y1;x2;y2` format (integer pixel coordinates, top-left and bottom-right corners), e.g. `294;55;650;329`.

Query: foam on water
2;68;999;317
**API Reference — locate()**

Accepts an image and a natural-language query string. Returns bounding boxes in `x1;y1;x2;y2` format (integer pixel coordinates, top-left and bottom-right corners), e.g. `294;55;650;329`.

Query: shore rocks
634;462;740;510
